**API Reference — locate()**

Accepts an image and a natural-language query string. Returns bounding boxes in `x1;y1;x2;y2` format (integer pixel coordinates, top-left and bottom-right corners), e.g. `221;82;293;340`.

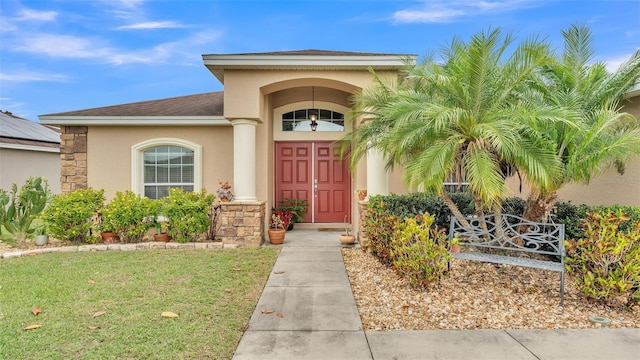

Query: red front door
275;141;350;223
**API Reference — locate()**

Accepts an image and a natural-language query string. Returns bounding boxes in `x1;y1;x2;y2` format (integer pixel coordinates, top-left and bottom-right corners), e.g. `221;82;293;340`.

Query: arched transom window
282;109;345;132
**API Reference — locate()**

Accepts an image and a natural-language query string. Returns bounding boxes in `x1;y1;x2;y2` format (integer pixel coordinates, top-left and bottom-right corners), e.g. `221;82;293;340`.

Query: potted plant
355;189;367;201
268;210;292;245
339;215;356;245
450;237;461;253
274;198;309;230
217;180;234;202
33;224;48;246
98;206;119;244
153;217;171;242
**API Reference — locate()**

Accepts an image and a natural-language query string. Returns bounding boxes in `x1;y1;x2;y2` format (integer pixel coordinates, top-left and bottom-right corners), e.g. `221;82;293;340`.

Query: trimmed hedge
365;193;639;240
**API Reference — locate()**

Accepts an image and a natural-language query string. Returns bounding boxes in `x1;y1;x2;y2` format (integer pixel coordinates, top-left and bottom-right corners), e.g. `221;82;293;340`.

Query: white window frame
131;138;202;197
444;170;470;193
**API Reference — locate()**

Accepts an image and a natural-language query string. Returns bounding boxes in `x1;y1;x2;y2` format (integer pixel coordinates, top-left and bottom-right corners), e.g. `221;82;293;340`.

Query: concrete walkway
232;230;640;360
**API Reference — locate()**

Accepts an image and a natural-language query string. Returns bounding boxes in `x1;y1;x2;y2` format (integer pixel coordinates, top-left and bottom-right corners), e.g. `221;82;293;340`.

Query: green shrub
565;210;640;307
502;197;525;217
389;213;452;289
0;177;51;244
103;191;156;243
553;201;590;240
368;192;474;229
362;196;401;264
42;188;105;243
163;188;215;243
591;204;640;233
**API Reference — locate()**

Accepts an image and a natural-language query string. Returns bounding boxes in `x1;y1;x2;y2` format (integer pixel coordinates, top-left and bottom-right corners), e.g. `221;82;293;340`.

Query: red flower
270;209;293;229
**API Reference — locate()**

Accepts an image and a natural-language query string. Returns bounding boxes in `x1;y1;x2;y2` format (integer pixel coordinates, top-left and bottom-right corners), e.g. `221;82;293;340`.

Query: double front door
275;141;350;223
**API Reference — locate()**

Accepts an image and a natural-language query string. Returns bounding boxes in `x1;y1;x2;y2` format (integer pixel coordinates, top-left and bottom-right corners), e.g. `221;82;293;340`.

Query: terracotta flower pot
268;229;286;245
154;233;172;242
339;234;356;245
101;231;119;244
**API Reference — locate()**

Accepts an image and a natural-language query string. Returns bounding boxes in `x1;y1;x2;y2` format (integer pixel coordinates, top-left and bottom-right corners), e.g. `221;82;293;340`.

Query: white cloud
392;0;540;24
116;21;185;30
394;8;464;23
12;34;112;59
603;52;636;73
0;70;67;83
15;9;58;22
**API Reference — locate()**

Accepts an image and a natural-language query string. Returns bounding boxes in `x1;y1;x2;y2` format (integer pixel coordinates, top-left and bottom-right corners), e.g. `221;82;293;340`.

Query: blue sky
1;0;639;121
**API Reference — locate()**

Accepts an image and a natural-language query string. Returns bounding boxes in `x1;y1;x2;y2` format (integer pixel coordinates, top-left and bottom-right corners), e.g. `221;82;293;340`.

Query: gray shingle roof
41;91;224;117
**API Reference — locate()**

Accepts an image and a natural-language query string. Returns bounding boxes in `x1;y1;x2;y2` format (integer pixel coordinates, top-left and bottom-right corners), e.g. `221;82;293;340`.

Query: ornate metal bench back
448;214;565;257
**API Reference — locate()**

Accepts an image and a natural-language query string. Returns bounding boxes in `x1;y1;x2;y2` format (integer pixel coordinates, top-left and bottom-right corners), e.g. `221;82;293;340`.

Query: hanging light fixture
309;86;318;131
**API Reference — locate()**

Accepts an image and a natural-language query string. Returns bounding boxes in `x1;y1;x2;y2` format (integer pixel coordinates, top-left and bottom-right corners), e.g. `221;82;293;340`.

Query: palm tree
344;28;562;220
522;23;640;222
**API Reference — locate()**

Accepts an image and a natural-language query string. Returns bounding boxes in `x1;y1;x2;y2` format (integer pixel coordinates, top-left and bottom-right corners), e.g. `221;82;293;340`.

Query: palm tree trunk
472;193;490;236
440;191;470;228
522;187;557;223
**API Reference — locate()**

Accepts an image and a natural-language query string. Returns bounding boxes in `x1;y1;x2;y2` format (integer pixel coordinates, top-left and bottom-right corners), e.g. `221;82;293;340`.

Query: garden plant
0;176;51;244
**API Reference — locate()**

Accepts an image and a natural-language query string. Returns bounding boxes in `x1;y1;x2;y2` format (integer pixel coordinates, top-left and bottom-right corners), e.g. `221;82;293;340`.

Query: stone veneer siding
218;201;266;246
60;126;88;193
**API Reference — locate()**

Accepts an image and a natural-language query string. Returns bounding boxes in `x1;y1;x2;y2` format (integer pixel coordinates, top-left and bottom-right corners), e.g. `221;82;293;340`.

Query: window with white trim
282;109;345;132
143;146;194;198
132;139;202;199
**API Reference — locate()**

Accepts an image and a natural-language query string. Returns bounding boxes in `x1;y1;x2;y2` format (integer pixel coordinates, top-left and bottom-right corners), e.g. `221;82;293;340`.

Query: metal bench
447;214;566;306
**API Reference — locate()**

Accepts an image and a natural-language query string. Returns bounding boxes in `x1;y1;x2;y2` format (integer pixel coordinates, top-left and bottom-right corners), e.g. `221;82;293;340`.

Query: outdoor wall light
309;86;318;131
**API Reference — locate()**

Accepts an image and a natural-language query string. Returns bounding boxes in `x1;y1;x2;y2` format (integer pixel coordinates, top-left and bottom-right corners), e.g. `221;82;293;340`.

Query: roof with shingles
41;91;224;117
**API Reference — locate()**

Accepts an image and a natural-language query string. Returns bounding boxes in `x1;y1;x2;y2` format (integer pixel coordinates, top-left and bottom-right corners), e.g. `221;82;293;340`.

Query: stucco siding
0;148;61;193
223;70;397;119
554;95;640;206
87;126;233;199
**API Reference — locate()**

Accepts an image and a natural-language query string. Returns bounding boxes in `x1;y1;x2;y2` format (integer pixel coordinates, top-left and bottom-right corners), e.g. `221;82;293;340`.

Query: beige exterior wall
223;69;398;119
87;126;233;199
220;70;400;228
0;148;61;193
556;95;640;206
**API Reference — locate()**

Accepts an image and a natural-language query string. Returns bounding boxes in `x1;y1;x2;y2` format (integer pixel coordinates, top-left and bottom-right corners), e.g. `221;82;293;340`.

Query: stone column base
218;201;265;247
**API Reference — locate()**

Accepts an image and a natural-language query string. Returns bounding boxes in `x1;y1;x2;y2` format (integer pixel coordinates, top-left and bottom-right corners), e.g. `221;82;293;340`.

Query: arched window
282;109;345;132
132;139;202;199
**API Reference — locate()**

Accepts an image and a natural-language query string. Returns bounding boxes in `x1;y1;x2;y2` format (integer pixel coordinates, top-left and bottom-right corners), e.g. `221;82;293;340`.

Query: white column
366;147;389;196
231;119;258;201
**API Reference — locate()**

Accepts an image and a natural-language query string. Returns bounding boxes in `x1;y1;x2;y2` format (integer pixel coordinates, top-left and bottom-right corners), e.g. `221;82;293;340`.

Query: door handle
314;179;318;197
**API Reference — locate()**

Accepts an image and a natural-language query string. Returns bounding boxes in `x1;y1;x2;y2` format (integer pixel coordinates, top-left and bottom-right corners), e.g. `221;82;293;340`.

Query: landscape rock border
1;241;238;259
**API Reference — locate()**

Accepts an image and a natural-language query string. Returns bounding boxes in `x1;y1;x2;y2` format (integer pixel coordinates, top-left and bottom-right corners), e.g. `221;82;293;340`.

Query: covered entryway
275;141;350;223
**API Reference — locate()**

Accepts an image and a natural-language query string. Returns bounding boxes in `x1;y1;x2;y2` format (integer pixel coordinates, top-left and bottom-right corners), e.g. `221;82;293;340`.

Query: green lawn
0;248;279;359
